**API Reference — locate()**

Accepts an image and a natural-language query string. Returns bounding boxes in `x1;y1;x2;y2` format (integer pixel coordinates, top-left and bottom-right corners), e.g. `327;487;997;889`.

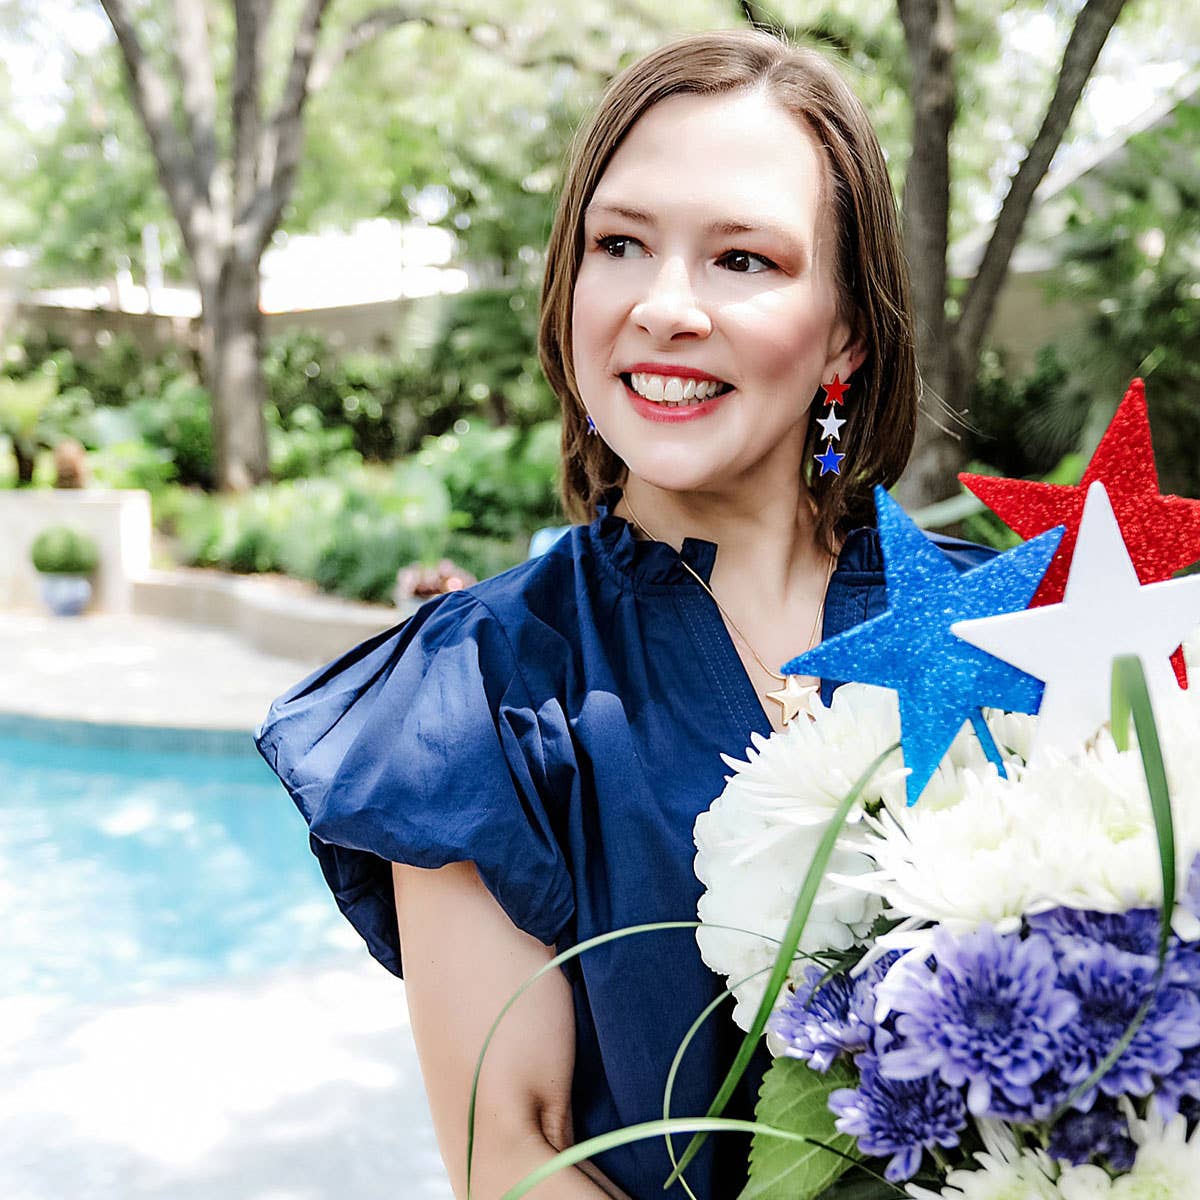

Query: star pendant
821;374;849;405
767;673;818;726
814;443;845;476
817;410;846;441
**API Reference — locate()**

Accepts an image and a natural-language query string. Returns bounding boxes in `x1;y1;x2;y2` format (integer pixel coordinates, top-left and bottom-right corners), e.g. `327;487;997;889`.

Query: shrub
31;525;100;574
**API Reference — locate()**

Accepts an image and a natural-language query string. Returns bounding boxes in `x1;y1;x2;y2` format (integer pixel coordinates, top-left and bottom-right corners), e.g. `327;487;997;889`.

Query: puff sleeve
253;589;575;977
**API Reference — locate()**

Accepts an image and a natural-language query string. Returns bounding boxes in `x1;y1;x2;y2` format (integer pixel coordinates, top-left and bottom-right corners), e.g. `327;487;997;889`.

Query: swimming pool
2;721;358;1008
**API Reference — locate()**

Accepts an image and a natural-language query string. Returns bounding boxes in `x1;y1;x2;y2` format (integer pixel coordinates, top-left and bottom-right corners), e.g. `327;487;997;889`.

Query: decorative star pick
817;410;846;442
766;674;818;725
814;444;844;476
784;486;1064;806
953;481;1200;765
822;374;849;405
959;378;1200;688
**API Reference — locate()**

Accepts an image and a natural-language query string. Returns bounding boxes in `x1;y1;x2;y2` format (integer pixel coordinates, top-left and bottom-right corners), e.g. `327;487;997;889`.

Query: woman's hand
393;860;626;1199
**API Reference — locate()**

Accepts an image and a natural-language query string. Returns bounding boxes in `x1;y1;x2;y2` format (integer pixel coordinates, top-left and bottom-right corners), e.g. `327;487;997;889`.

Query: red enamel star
822;374;849;406
960;378;1200;689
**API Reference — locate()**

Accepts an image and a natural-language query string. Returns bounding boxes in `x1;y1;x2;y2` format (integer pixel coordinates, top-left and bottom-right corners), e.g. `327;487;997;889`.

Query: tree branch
98;0;200;249
170;0;219;199
955;0;1129;365
232;0;266;218
243;0;331;256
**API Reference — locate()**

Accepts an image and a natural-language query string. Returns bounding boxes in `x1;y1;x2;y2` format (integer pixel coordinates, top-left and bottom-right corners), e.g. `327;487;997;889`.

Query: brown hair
537;28;917;551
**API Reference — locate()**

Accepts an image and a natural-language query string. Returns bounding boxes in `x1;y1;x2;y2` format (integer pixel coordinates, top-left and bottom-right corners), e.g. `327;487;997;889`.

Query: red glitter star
960;378;1200;689
822;374;849;406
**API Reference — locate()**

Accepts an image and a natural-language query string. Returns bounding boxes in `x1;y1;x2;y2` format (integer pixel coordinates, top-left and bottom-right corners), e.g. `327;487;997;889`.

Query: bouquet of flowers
479;380;1200;1199
686;379;1200;1198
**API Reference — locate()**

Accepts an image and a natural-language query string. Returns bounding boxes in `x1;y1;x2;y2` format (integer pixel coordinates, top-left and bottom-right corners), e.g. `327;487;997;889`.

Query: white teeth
628;372;728;404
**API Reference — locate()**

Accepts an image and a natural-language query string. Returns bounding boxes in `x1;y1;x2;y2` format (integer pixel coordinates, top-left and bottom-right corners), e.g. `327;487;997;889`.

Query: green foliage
417;420;563;541
1044;95;1200;499
30;524;99;574
744;1058;859;1200
155;416;559;601
966;345;1091;479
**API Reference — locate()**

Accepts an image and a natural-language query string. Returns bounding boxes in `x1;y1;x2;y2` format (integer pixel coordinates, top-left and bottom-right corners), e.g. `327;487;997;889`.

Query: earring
813;374;848;477
586;414;598;436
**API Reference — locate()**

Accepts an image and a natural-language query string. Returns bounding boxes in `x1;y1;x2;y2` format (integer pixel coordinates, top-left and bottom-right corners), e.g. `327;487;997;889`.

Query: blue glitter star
783;487;1064;806
814;443;844;476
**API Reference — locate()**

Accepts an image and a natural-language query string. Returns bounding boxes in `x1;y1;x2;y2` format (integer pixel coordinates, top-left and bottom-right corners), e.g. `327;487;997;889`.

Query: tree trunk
894;0;965;510
201;254;270;491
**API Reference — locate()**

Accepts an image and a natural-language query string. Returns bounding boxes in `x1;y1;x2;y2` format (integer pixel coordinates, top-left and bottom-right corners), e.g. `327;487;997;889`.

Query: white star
816;410;846;442
951;480;1200;763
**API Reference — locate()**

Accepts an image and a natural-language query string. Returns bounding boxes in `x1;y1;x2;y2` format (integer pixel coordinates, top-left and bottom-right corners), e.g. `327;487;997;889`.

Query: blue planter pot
38;574;93;617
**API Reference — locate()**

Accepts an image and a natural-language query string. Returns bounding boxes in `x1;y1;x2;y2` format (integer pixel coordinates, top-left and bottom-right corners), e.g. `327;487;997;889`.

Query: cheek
720;290;834;382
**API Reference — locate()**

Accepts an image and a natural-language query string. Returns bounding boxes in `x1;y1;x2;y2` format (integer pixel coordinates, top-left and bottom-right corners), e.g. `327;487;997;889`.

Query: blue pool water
3;729;356;1007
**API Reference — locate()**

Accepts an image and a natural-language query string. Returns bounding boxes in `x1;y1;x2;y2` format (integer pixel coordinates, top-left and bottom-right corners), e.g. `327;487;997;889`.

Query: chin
618;449;730;497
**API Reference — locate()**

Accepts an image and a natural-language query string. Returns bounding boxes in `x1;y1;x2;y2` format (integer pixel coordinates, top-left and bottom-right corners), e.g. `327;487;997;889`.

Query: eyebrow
584;202;807;257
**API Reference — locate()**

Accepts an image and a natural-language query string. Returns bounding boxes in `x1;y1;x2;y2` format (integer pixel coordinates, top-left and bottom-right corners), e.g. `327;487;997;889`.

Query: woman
255;29;991;1199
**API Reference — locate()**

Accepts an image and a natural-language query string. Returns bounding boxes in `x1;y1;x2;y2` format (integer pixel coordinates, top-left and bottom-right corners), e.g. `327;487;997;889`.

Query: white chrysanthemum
1104;1099;1200;1197
696;682;943;1029
905;1122;1061;1199
849;676;1200;939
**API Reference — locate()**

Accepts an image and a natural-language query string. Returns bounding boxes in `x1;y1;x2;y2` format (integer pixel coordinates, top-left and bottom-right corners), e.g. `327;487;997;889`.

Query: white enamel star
951;480;1200;764
816;410;846;441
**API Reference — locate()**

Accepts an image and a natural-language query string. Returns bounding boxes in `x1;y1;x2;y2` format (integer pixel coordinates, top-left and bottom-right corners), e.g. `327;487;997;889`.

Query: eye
718;250;776;274
593;234;647;258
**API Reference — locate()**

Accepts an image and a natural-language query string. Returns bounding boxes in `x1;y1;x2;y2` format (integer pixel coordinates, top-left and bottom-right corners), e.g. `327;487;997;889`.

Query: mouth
618;371;735;409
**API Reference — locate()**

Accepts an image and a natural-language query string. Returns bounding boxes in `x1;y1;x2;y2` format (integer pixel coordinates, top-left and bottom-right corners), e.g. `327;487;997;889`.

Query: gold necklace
621;497;835;727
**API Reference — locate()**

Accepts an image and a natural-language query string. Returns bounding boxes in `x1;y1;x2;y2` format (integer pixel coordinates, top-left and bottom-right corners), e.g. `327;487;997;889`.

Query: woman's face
571;86;861;498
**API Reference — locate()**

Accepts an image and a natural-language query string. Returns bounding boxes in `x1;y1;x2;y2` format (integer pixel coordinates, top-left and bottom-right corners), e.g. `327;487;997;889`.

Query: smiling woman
254;27;946;1200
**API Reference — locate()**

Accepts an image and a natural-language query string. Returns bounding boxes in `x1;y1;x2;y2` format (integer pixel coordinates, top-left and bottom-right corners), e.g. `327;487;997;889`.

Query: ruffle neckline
588;487;885;588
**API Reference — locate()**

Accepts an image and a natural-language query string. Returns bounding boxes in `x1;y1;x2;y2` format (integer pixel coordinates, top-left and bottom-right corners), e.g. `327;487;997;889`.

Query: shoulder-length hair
537;28;917;551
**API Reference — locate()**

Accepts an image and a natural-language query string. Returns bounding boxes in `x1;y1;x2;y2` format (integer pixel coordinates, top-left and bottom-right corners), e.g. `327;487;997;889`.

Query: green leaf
740;1058;859;1200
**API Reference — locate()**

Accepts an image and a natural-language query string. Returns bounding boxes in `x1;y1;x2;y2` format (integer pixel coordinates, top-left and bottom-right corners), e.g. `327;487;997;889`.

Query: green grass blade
465;920;784;1199
661;965;778;1200
1050;655;1176;1121
663;741;902;1190
1112;655;1176;959
498;1117;841;1200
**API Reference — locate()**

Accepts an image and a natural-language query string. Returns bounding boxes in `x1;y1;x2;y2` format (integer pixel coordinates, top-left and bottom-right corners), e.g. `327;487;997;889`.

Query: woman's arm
393;861;633;1200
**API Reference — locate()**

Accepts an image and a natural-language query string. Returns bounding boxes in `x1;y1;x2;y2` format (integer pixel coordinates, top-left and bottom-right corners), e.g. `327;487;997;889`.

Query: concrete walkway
0;610;327;731
2;607;460;1200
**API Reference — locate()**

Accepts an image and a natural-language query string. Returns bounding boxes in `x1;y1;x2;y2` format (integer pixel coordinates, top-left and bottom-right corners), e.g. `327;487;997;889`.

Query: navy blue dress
254;489;992;1199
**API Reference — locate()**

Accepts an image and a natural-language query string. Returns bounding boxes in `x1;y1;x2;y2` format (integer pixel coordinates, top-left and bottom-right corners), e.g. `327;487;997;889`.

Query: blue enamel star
814;443;844;476
783;486;1065;806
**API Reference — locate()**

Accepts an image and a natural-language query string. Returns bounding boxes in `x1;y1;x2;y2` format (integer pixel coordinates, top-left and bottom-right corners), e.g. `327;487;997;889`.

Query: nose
630;256;712;342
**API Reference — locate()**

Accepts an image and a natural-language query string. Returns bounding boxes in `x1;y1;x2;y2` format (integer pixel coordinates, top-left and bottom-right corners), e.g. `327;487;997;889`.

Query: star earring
814;374;848;477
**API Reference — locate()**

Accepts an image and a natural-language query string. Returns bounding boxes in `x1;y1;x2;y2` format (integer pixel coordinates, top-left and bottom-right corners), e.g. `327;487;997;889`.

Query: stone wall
0;489;152;613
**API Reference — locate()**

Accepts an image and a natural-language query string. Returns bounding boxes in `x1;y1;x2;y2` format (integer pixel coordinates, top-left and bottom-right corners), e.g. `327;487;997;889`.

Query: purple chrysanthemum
1027;906;1160;960
878;926;1077;1116
829;1052;965;1183
1155;1043;1200;1118
769;956;895;1071
1047;1097;1135;1170
1028;904;1200;990
1056;942;1200;1104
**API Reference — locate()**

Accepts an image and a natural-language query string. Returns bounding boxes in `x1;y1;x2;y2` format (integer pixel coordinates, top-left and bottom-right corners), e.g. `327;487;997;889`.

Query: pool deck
3;608;459;1200
0;610;327;732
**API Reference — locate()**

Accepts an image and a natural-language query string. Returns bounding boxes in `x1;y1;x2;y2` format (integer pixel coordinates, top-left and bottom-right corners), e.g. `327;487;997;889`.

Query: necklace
620;496;835;727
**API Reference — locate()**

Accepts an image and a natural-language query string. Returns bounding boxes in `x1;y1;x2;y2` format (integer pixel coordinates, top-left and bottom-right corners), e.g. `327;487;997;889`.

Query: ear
824;317;867;383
